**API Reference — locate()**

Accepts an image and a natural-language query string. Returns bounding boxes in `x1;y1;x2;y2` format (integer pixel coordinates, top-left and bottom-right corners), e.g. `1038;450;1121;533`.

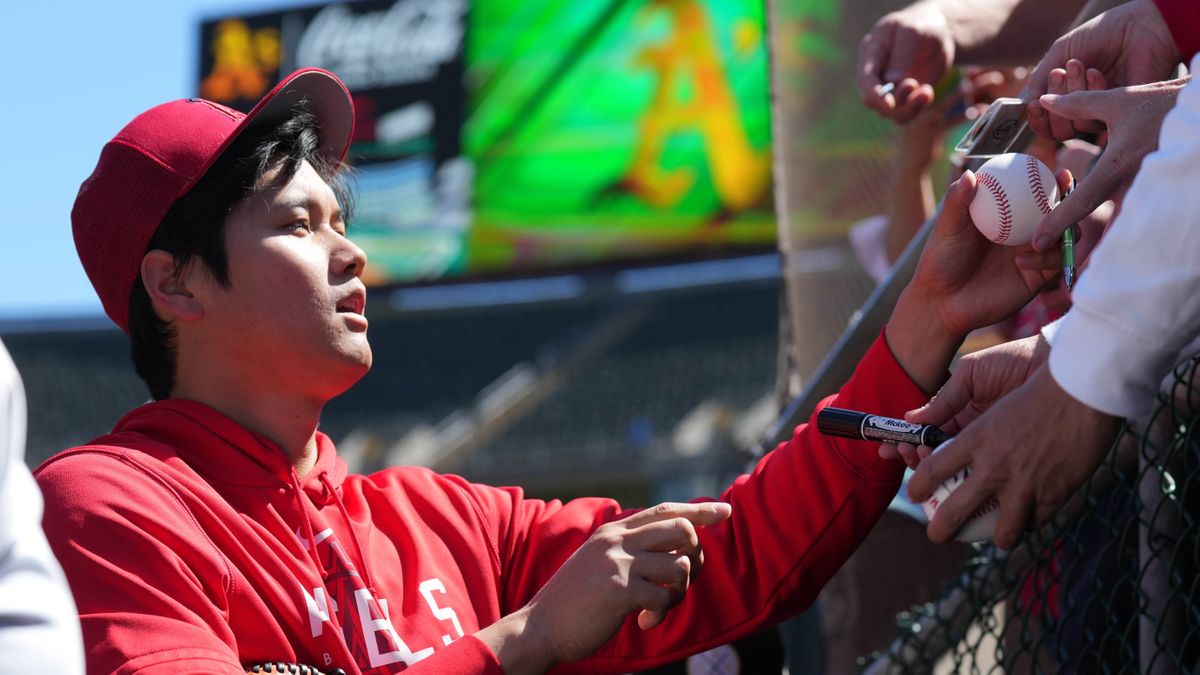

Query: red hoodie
1154;0;1200;62
36;333;927;675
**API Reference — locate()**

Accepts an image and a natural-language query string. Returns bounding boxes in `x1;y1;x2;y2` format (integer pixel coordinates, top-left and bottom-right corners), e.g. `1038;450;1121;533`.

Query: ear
140;250;204;322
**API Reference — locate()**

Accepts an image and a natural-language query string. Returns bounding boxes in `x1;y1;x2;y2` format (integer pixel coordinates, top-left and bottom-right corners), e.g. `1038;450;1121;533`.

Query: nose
332;234;368;279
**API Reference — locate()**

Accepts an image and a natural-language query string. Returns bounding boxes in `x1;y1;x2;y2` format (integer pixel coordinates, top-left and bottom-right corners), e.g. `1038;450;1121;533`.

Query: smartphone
953;97;1034;162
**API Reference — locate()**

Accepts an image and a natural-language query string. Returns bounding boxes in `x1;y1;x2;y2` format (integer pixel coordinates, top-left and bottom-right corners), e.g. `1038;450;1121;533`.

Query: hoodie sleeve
467;331;926;672
35;450;245;675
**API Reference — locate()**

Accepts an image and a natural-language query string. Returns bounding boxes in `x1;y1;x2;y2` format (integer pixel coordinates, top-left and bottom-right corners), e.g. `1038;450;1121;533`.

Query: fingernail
1040;94;1059;106
1035;234;1053;251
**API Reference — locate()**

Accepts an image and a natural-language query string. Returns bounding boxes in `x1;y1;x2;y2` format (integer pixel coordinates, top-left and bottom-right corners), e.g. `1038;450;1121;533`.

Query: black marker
816;407;950;447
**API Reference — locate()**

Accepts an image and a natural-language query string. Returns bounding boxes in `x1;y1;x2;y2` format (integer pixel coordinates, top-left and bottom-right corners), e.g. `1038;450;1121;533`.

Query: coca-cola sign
296;0;466;90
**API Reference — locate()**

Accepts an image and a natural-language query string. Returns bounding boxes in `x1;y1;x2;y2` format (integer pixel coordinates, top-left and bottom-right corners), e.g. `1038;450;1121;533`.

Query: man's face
190;160;372;400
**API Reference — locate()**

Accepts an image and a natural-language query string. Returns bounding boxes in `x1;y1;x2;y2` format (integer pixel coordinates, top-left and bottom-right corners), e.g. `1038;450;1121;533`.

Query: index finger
1032;162;1113;250
621;501;732;529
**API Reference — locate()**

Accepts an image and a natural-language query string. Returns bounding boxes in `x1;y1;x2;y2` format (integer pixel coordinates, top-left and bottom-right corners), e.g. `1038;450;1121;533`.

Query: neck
170;371;324;478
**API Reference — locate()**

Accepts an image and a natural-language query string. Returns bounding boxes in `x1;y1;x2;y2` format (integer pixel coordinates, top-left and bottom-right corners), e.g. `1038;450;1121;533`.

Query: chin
320;356;372;400
337;341;373;376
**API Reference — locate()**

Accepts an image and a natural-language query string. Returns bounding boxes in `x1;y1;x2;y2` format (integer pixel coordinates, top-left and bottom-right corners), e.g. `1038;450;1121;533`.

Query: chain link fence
862;353;1200;674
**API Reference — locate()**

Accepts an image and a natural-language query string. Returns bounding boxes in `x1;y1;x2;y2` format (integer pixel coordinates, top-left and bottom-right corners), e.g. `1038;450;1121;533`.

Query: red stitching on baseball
977;171;1012;244
973;497;1000;519
1026;155;1054;215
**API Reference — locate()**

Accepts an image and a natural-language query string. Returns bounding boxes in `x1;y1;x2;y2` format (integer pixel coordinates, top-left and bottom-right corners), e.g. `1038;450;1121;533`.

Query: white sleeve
1049;58;1200;418
1040;316;1063;345
0;341;84;675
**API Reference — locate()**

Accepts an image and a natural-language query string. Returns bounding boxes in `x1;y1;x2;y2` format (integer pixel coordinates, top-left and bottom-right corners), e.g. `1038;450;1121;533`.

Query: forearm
474;608;554;675
884;149;937;263
935;0;1085;65
885;286;963;395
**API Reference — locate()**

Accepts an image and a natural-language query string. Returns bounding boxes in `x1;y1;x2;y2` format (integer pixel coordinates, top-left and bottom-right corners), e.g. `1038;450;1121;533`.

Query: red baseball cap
72;68;355;333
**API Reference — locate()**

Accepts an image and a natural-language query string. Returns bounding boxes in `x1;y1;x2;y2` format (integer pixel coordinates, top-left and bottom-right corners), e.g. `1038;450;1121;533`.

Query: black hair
128;106;353;400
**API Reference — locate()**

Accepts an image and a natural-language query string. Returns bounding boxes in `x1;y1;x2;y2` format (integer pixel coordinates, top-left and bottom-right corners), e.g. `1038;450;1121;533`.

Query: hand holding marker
1062;178;1077;290
816;407;950;448
817;408;998;543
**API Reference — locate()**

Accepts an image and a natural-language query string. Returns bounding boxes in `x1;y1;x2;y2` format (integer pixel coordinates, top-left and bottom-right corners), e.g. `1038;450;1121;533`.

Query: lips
336;288;366;315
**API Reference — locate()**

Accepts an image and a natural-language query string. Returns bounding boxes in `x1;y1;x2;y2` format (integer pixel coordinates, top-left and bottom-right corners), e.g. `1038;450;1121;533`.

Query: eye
287;219;312;235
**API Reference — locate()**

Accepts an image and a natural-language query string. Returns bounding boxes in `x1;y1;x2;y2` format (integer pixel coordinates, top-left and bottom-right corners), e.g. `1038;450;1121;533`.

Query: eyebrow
275;197;345;224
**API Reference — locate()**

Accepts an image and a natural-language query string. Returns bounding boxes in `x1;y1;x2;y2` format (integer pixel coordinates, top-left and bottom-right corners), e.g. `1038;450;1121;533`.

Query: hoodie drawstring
319;472;377;594
290;469;328;579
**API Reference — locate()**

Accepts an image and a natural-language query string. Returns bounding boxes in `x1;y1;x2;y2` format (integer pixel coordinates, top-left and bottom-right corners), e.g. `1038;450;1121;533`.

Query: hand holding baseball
901;170;1064;340
970;153;1059;246
918;439;999;543
908;366;1121;549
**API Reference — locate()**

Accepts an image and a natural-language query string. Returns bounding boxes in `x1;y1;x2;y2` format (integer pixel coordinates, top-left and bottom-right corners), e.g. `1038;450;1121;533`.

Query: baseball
969;153;1059;246
920;439;1000;543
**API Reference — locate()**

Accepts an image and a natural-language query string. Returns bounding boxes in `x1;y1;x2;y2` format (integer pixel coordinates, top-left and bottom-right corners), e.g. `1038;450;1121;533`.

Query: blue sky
0;0;301;321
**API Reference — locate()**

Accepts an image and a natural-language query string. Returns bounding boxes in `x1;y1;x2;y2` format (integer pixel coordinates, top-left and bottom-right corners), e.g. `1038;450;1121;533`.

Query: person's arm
458;171;1061;671
883;111;945;263
36;452;248;674
1049;66;1200;418
466;330;928;673
0;343;84;675
859;0;1084;121
944;0;1084;65
906;70;1200;548
880;333;1051;468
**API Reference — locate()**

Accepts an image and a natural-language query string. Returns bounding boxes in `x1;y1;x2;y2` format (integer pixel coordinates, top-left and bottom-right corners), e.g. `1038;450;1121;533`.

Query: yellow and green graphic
465;0;774;275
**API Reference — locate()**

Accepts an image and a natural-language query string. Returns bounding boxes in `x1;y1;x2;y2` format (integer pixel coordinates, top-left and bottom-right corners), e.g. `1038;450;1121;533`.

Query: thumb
907;364;975;428
932;170;978;237
638;609;667;631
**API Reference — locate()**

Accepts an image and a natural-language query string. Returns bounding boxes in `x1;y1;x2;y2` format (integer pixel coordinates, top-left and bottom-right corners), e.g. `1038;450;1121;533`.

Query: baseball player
37;68;1061;674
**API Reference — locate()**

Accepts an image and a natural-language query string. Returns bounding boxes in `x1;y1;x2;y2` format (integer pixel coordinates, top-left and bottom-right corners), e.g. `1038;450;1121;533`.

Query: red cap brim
185;67;355;195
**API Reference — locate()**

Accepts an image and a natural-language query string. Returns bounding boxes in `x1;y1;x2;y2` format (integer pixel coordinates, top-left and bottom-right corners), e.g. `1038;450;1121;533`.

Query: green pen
1062;179;1077;291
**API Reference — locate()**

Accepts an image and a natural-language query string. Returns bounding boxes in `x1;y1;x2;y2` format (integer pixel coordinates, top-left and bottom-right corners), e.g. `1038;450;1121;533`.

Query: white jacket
0;341;83;674
1050;57;1200;418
